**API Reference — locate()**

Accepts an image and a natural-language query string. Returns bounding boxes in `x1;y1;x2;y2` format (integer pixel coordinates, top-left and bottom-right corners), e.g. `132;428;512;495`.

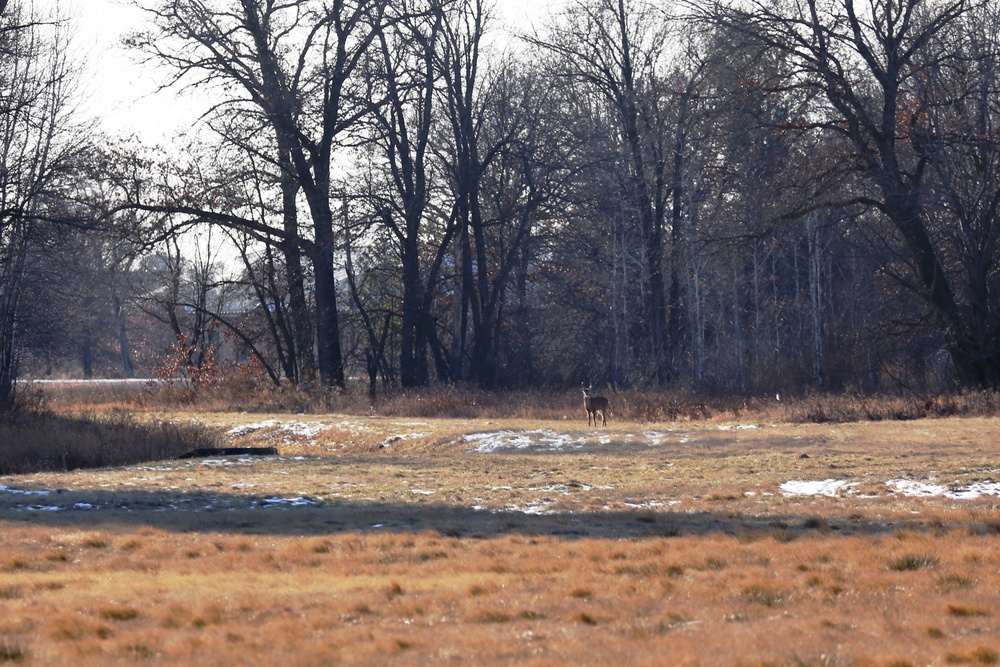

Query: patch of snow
529;483;592;494
200;457;260;467
780;479;857;497
643;431;667;445
465;429;585;453
332;420;374;433
642;430;691;446
505;498;559;515
227;420;278;436
0;486;51;496
886;479;947;497
228;419;333;445
717;424;759;431
261;496;318;507
887;479;1000;499
279;421;328;439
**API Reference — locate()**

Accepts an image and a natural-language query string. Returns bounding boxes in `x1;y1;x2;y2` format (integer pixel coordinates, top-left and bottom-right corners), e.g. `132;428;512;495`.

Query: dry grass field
3;402;1000;665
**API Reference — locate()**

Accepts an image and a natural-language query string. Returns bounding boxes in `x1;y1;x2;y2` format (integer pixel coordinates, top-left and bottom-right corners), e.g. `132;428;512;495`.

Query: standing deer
582;386;609;427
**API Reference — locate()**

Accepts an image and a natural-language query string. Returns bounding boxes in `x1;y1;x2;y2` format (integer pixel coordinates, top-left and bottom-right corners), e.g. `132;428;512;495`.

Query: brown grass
31;379;1000;423
2;387;1000;665
1;517;998;666
0;410;220;474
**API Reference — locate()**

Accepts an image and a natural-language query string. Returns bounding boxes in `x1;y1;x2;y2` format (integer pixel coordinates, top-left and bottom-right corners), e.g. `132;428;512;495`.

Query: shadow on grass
0;486;972;540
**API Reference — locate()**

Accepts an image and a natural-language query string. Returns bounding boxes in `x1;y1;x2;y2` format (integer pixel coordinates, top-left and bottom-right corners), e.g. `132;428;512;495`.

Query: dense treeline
3;0;1000;410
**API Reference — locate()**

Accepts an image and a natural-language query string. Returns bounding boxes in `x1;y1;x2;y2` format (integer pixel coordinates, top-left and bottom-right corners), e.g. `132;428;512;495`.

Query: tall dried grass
38;379;1000;424
0;410;220;474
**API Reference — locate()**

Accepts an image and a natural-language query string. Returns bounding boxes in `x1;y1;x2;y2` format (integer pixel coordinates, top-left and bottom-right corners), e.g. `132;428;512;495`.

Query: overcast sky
51;0;549;144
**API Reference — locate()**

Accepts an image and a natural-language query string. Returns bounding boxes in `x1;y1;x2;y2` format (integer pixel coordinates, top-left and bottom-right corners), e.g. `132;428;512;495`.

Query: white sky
47;0;550;144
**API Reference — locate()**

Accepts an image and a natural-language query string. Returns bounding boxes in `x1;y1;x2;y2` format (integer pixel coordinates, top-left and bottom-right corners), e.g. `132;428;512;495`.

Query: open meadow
3;393;1000;665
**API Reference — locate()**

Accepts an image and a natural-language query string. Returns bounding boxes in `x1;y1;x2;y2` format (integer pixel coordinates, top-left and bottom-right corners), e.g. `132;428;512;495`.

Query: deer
582;386;609;427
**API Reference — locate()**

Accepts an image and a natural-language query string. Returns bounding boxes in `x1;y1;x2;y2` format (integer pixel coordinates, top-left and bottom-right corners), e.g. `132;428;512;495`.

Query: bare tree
0;1;85;411
687;0;1000;388
528;0;674;386
135;0;400;388
363;0;448;388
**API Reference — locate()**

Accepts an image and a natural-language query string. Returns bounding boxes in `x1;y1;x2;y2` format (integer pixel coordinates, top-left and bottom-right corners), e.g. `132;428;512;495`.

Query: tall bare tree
688;0;1000;388
0;1;84;411
528;0;674;386
364;0;448;388
136;0;398;388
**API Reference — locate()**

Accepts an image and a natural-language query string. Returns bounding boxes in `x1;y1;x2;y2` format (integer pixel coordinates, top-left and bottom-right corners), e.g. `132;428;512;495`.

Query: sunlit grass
2;517;999;666
3;400;1000;665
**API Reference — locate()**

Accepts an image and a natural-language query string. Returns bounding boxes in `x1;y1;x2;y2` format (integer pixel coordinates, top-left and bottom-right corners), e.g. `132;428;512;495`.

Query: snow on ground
227;419;332;444
885;479;1000;499
780;479;858;497
279;421;329;440
3;474;1000;514
503;498;559;515
331;419;375;433
782;478;1000;499
643;431;667;445
227;420;279;437
0;485;51;496
465;429;587;453
260;496;318;507
467;428;693;451
199;457;266;467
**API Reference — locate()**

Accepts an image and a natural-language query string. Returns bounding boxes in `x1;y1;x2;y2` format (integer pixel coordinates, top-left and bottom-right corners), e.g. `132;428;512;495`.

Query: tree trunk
400;234;429;388
309;211;345;389
807;214;824;388
277;137;314;384
113;294;135;379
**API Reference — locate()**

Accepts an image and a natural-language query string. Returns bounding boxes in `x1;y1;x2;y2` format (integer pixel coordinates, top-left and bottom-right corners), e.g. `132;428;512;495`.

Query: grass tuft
472;611;512;624
888;554;939;571
98;607;140;622
945;647;999;664
705;557;728;571
938;575;977;590
742;585;787;607
0;641;27;664
385;582;404;600
947;605;990;618
0;585;21;600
